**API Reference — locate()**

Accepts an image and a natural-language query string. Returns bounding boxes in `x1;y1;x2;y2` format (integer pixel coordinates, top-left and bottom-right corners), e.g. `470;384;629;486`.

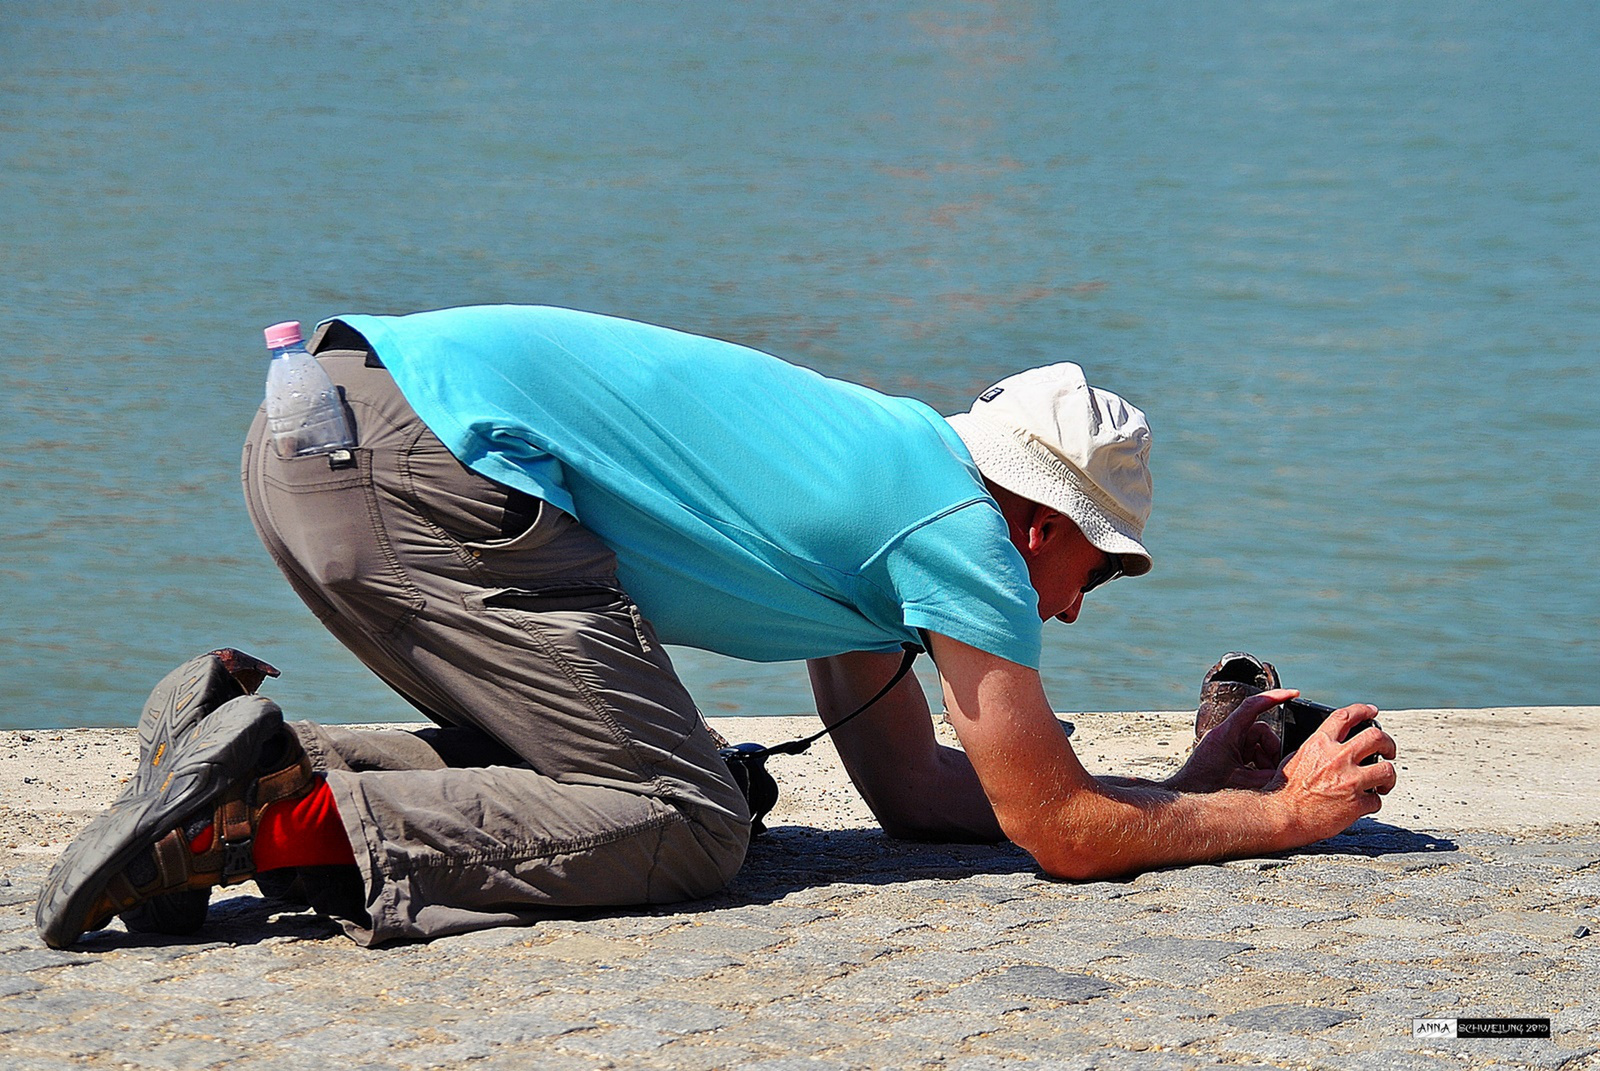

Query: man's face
1022;517;1114;625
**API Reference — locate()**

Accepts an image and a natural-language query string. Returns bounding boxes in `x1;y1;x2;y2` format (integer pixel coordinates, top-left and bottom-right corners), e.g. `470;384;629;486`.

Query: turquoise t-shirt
332;306;1043;668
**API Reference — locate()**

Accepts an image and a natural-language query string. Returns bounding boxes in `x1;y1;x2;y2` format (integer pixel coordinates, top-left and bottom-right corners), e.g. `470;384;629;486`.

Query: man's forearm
910;744;1005;842
810;651;1003;843
1026;779;1296;881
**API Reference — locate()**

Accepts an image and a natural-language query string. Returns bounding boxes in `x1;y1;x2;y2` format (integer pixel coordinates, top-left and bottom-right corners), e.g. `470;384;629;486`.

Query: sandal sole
123;653;250;934
36;695;283;949
134;654;247;796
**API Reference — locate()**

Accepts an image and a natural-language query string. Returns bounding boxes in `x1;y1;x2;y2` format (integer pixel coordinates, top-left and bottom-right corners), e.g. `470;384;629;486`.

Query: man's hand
1166;689;1295;793
1270;703;1397;843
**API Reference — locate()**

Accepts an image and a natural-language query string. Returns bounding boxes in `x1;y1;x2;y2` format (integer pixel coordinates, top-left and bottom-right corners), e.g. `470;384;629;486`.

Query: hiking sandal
121;649;281;935
36;695;312;949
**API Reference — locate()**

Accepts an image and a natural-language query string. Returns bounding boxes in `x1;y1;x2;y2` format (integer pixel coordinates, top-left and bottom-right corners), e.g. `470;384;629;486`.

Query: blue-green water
2;1;1595;730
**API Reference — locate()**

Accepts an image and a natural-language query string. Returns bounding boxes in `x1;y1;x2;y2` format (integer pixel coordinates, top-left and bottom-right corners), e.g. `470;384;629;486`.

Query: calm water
1;1;1595;730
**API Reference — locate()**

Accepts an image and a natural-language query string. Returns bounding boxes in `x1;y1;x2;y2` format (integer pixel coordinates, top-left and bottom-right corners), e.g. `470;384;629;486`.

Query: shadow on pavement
43;817;1462;952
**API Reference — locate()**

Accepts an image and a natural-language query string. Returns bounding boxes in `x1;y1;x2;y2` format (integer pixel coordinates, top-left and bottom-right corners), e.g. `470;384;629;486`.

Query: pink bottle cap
264;321;304;349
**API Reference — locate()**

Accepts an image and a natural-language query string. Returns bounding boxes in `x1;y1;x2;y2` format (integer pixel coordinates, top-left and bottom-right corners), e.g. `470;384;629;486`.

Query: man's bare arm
807;650;1002;842
929;633;1397;880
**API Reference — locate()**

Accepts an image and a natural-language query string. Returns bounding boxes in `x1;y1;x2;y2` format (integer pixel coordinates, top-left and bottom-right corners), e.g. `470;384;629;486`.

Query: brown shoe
122;649;280;935
1195;652;1284;743
36;696;313;949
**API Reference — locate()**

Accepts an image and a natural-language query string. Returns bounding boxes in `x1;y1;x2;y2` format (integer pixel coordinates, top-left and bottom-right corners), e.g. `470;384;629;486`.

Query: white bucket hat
946;363;1153;575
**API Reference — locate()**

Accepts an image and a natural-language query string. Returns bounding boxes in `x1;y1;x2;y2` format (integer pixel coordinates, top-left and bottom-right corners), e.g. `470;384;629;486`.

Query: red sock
187;776;356;870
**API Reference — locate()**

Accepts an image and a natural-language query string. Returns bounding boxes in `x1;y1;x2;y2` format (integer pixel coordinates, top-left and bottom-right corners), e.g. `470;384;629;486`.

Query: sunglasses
1082;553;1125;595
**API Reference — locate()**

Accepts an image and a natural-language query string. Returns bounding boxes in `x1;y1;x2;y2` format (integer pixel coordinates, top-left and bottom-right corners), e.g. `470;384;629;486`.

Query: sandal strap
96;733;318;915
202;745;316;886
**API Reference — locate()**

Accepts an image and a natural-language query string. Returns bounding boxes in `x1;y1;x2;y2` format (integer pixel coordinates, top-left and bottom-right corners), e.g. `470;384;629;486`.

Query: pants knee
657;807;750;902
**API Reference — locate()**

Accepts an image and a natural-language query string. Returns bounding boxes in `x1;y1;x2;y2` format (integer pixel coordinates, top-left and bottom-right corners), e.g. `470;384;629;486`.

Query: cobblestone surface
1;819;1597;1069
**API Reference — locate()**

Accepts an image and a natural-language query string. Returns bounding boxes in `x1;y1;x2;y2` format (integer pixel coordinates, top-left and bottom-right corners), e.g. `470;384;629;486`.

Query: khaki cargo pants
240;328;750;945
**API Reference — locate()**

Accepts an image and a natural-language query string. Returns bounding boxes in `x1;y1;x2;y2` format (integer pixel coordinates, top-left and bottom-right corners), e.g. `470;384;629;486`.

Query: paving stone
765;934;895;975
1093;954;1233;987
146;968;293;1002
874;1007;988;1046
699;903;833;929
1224;1002;1358;1032
1482;841;1600;868
274;1024;423;1057
1341;915;1457;939
8;1021;131;1059
553;1023;675;1057
528;932;649;964
76;932;230;960
1230;948;1362;978
2;792;1596;1071
600;997;746;1035
562;950;745;994
1474;908;1593;938
1007;937;1119;974
0;987;122;1022
1214;1027;1342;1065
1376;851;1463;872
1364;894;1492;926
128;1038;256;1070
926;964;1116;1016
637;1041;772;1071
1438;1040;1600;1070
944;1019;1109;1062
1238;923;1334;951
1;946;95;972
0;973;42;997
966;1045;1223;1070
1337;1050;1468;1071
1554;872;1600;896
734;1008;877;1052
1114;936;1254;960
650;922;788;955
1105;934;1257;981
435;1008;592;1045
1044;998;1229;1048
737;1057;855;1071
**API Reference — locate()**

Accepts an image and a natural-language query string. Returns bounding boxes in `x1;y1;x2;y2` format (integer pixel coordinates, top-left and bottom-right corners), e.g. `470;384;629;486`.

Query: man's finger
1227;688;1300;727
1241;722;1282;768
1322;702;1381;740
1362;758;1399;797
1348;723;1396;764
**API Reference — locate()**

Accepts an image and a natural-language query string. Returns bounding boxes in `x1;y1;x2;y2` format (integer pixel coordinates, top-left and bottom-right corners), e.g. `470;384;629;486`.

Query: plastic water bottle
263;321;356;458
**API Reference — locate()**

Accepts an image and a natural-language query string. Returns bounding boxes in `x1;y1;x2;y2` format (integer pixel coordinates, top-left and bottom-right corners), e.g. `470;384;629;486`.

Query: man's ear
1024;503;1066;555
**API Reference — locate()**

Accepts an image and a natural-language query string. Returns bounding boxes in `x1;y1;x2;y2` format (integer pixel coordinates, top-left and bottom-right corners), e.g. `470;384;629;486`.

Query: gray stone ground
2;716;1597;1070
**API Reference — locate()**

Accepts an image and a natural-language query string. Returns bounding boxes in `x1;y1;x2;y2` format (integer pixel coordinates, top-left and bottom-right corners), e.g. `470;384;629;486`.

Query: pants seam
399;809;681;871
489;600;671;797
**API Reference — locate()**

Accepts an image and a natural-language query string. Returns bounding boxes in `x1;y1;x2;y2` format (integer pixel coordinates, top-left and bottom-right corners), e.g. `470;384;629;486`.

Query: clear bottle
263;321;356;458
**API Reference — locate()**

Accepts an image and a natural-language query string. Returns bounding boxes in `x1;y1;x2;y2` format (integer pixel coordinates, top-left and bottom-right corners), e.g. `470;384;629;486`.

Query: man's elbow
999;810;1139;883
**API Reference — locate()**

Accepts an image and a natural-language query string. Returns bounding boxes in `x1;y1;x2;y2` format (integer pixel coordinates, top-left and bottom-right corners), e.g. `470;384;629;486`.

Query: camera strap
718;643;921;834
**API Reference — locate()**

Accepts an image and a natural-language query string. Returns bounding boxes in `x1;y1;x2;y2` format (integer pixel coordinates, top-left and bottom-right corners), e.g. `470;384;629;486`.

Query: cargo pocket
464;581;677;781
459;502;620;585
260;449;425;636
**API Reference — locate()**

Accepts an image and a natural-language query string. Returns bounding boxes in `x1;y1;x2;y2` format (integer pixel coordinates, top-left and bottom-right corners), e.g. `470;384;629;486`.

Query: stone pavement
1;712;1597;1070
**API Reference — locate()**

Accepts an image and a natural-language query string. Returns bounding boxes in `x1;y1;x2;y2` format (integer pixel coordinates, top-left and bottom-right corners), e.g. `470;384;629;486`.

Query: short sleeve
872;500;1043;669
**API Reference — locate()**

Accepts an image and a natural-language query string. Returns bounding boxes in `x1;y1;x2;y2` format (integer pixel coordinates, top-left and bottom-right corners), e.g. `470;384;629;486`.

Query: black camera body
1280;697;1380;764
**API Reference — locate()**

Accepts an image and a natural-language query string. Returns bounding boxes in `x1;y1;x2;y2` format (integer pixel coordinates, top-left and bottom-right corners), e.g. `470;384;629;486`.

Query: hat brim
948;412;1153;576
